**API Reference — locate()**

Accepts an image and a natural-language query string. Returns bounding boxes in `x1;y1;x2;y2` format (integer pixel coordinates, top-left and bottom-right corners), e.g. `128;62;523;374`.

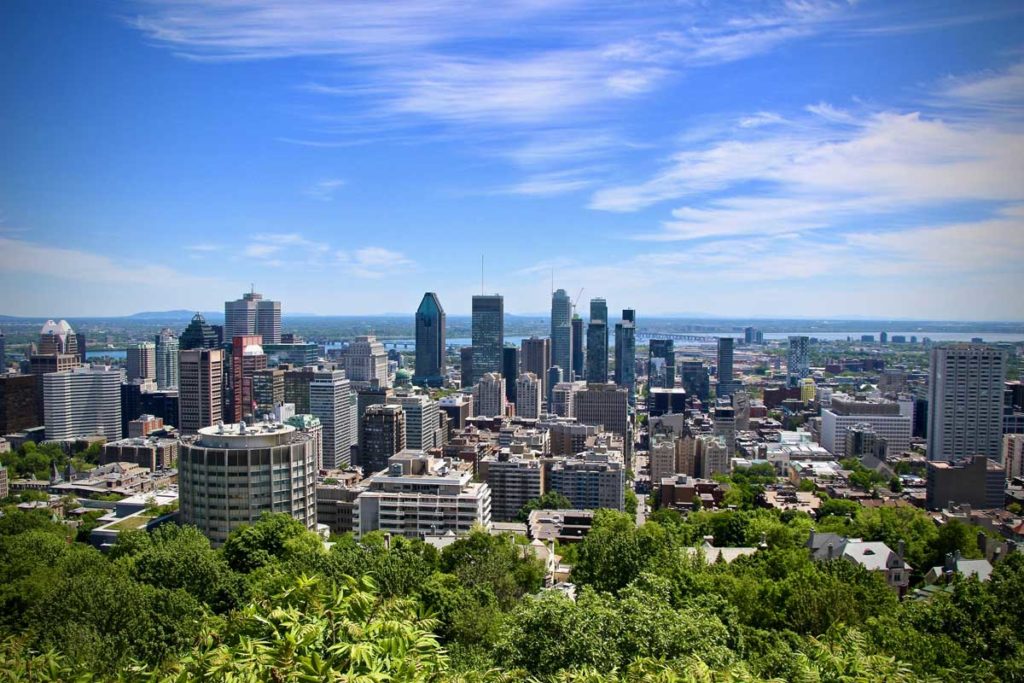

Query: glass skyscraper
571;316;584;380
586;298;608;383
649;338;675;388
614;308;636;403
414;292;446;387
550;289;573;379
471;294;504;386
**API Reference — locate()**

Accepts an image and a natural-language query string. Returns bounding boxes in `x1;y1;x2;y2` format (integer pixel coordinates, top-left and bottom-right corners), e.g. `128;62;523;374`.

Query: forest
0;499;1022;682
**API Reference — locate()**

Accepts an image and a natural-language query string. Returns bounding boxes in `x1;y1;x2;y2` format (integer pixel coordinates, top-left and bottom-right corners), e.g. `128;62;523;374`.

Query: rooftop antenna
481;254;484;295
551;267;554;296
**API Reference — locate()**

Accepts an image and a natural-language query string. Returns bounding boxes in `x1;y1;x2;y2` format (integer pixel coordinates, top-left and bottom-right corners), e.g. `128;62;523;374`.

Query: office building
716;337;741;398
140;389;178;429
356;385;391;424
820;394;912;458
413;292;446;387
102;436;178;471
649;339;675;388
353;451;492;538
479;446;545;522
649;388;687;416
549;447;625;511
474;372;506;418
121;379;156;435
439;394;473;431
154;329;179;390
30;320;81;376
585;298;609;383
0;328;5;370
179;421;317;546
927;344;1007;462
342;336;389;387
360;404;406;474
650;434;680;483
179;313;219;350
502;346;519;403
551;380;582;418
225;289;281;344
283;365;317;414
460;346;474;389
231;335;267;422
571;316;584;380
316;474;365;535
43;365;123;441
470;294;504;386
787;336;810;385
515;373;543;419
310;369;355;469
178;348;223;435
125;341;156;383
551;289;573;381
547;366;564;405
285;413;323;470
521;336;551;397
252;368;285;415
613;308;636;402
574;383;629;436
1003;433;1024;481
387;393;443;451
127;414;162;438
926;456;1004;510
680;360;710;402
0;375;40;434
743;327;763;344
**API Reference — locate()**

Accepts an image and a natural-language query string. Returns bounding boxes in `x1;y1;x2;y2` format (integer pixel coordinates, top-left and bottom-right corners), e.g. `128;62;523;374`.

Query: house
924;551;994;585
682;537;760;564
807;529;911;595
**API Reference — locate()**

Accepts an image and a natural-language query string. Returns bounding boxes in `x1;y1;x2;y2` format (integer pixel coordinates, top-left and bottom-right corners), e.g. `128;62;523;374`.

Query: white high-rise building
697;434;729;478
515;373;543;419
154;329;179;390
387;393;443;450
179;422;316;546
551;380;584;418
353;450;491;538
43;365;123;440
820;394;913;458
927;344;1007;462
126;342;156;382
342;336;389;387
310;369;356;469
549;445;625;511
474;372;506;417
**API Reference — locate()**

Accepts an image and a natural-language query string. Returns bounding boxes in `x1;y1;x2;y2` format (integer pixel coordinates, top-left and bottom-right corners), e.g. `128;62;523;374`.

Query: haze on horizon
1;1;1023;320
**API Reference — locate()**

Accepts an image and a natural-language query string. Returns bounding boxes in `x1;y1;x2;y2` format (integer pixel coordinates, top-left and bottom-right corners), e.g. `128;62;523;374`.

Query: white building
551;381;583;418
473;372;506;417
342;336;389;387
387;393;443;450
549;445;625;511
178;421;317;546
154;329;178;390
479;444;544;522
310;369;356;468
126;342;156;382
43;365;123;441
697;434;729;478
650;434;679;482
820;394;912;458
353;450;491;538
515;372;543;420
927;344;1006;462
1004;433;1024;481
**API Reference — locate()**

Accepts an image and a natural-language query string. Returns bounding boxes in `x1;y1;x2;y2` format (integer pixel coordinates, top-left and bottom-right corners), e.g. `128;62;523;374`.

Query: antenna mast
480;254;484;295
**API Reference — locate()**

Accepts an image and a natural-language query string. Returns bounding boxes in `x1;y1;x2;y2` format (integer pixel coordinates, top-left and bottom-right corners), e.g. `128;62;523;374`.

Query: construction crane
571;288;584;315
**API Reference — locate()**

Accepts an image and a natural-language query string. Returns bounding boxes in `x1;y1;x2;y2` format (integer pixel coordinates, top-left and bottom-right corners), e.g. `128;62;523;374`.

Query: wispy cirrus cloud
304;178;346;201
335;247;414;278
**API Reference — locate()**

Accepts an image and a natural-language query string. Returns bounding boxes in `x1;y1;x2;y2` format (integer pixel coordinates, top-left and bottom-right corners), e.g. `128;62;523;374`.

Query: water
86;349;127;360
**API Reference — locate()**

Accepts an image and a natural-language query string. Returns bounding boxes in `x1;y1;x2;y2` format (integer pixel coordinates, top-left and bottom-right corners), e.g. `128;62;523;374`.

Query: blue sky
1;0;1022;319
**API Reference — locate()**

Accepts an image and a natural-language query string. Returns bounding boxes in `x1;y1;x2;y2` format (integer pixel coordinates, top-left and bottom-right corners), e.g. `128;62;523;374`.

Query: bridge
634;331;725;344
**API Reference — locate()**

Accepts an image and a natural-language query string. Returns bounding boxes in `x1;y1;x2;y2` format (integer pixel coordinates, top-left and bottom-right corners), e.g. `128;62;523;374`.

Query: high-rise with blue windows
471;295;504;386
551;289;573;381
414;292;446;387
586;298;608;383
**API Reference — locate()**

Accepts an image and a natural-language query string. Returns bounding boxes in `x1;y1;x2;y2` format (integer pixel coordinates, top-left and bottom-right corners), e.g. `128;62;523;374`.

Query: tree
625;489;638;516
222;513;310;573
515;491;572;522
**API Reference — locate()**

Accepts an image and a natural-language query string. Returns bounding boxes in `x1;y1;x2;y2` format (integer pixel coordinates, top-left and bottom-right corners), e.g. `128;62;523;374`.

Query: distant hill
127;310;222;321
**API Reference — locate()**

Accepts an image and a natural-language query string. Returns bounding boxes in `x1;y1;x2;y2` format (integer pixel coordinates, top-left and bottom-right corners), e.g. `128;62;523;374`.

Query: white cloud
304;178;346;200
494;170;595;197
335;247;414;278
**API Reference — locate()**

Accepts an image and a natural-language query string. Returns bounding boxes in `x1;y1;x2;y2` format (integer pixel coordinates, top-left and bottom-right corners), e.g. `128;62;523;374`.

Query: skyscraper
787;336;810;386
716;337;741;398
310;369;355;469
551;289;573;379
927;344;1006;462
360;403;406;474
474;372;506;418
342;336;389;387
43;366;123;440
521;336;551;398
231;335;267;422
154;329;179;390
460;346;474;389
225;290;282;343
30;320;81;376
515;373;543;419
680;360;710;402
126;342;157;382
547;366;564;405
613;309;636;403
585;298;608;384
177;348;224;434
571;315;584;380
471;294;504;385
387;394;442;450
413;292;446;387
502;346;520;403
179;313;219;350
649;339;675;388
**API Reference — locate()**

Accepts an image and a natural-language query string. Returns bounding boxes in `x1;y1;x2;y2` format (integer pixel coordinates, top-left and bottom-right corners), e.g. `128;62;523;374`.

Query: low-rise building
352;450;491;538
658;474;725;510
527;508;594;543
926;456;1004;510
317;470;365;535
102;436;178;471
807;531;911;595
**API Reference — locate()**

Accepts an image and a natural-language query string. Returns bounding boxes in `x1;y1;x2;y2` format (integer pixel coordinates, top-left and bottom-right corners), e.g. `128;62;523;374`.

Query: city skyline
2;1;1023;320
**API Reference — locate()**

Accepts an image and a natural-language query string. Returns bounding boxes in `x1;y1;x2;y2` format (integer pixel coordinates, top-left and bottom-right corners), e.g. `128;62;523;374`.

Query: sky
1;0;1023;320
